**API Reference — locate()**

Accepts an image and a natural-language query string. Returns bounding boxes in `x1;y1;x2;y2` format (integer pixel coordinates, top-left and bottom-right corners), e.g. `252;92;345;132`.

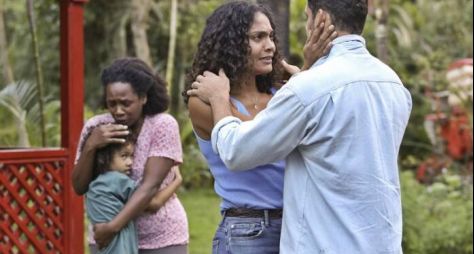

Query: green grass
84;188;221;254
180;188;221;254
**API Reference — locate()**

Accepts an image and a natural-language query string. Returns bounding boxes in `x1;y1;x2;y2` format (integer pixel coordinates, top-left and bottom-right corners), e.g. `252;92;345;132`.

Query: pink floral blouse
75;113;189;249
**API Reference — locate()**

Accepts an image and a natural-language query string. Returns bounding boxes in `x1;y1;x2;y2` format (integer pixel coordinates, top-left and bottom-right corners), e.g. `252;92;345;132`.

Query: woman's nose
265;38;275;52
115;106;125;115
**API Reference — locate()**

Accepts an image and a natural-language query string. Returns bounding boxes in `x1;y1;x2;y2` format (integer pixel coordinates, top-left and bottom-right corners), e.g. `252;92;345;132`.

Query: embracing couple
73;0;411;253
185;0;411;254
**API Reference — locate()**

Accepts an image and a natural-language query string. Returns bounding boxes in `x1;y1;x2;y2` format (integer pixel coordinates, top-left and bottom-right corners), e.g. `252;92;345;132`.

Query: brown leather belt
224;208;283;219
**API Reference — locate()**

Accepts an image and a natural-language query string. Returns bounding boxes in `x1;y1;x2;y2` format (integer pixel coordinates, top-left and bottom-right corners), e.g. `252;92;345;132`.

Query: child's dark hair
92;135;135;179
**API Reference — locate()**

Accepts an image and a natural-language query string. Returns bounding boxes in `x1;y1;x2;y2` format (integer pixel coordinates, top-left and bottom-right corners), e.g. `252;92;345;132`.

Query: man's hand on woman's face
281;59;301;77
302;9;338;71
187;69;230;105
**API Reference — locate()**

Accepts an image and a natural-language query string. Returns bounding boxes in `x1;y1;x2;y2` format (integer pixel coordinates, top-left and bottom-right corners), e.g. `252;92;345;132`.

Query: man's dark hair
182;1;285;104
101;57;169;115
307;0;368;34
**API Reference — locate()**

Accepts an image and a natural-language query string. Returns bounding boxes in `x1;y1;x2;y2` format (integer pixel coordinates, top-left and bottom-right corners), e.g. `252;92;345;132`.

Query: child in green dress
86;136;182;254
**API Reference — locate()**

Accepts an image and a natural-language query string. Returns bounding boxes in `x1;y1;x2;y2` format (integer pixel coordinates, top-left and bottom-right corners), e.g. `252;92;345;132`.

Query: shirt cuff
211;116;242;154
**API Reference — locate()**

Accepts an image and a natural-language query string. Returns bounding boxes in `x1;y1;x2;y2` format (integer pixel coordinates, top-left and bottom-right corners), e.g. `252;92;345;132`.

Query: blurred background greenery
1;0;472;253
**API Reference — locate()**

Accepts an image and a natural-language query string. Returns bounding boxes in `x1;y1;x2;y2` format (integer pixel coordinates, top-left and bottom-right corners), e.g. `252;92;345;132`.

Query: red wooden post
0;1;89;253
60;0;88;253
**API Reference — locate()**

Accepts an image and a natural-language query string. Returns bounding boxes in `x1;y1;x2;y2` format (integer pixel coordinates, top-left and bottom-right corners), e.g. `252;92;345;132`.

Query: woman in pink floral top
73;58;189;254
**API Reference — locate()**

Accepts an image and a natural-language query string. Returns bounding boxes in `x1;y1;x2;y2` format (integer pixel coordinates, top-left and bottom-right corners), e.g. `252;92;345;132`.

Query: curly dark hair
307;0;368;34
182;1;284;104
101;57;169;115
93;135;135;179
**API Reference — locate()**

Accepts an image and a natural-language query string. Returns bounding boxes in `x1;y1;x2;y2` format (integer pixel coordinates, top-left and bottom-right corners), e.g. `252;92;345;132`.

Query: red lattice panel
0;160;65;254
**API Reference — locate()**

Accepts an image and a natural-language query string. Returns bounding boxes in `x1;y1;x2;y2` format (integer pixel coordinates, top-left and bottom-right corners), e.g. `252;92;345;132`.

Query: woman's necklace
253;96;259;110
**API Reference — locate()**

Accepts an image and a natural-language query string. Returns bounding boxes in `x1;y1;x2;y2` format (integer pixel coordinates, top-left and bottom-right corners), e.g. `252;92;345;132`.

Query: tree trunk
84;1;130;62
17;111;30;148
131;0;153;67
105;1;130;60
26;0;46;146
166;0;179;114
373;0;390;63
83;0;130;108
257;0;290;59
85;0;130;61
0;0;14;85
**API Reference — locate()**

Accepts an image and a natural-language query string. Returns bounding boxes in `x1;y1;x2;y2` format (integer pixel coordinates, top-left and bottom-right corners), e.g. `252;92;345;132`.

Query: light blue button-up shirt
211;35;412;253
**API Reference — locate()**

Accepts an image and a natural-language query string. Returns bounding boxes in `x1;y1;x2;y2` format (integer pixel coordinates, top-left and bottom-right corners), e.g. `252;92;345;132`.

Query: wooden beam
60;0;88;253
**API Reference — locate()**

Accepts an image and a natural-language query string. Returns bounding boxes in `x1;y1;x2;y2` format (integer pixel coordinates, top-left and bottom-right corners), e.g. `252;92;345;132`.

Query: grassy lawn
180;189;221;254
84;188;221;254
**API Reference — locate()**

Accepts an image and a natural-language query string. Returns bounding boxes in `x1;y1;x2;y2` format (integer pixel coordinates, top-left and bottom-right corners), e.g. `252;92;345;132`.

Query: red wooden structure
0;0;88;253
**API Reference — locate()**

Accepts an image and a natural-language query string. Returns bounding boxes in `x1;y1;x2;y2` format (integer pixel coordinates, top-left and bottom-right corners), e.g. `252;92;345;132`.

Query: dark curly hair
307;0;368;34
93;135;135;179
101;57;169;115
182;1;284;104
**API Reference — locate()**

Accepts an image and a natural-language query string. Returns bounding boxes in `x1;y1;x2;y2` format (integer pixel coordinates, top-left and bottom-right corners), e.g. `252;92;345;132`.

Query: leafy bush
181;143;213;189
401;170;473;254
176;112;215;189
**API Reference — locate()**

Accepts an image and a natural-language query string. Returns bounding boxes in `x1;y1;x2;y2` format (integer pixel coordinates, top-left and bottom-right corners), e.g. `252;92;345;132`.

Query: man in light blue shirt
188;0;412;253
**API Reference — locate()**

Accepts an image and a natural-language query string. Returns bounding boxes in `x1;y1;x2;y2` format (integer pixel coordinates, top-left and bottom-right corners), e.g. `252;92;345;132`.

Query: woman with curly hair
73;58;188;254
183;1;335;253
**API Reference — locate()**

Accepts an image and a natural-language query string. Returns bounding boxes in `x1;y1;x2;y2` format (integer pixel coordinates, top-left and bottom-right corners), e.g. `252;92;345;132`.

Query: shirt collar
332;34;366;46
311;34;366;69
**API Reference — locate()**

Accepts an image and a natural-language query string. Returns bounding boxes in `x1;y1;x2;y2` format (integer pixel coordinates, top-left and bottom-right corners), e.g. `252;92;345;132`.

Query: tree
372;0;390;63
0;0;14;85
131;0;153;66
84;0;131;107
26;0;46;146
384;0;473;159
166;0;179;114
258;0;290;58
0;81;35;147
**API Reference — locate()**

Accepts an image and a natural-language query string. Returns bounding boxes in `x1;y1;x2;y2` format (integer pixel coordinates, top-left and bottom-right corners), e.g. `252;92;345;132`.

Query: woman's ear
141;96;148;106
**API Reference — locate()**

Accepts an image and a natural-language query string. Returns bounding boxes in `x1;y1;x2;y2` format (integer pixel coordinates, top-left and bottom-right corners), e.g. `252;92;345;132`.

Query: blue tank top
195;89;285;211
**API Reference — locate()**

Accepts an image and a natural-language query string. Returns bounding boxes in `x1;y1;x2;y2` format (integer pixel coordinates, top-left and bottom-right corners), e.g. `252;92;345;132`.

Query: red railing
0;0;88;253
0;150;68;253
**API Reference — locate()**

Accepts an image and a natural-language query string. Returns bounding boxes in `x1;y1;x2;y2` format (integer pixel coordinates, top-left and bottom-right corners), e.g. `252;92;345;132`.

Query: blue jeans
212;212;282;254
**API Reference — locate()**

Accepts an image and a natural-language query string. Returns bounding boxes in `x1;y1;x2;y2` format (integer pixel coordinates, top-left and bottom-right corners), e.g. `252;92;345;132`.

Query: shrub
401;171;473;254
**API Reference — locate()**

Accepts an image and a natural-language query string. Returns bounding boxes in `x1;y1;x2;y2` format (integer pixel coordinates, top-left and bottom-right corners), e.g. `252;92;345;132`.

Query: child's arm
144;168;183;213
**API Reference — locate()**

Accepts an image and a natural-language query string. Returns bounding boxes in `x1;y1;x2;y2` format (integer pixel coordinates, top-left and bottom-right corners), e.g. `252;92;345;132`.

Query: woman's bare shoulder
187;97;213;139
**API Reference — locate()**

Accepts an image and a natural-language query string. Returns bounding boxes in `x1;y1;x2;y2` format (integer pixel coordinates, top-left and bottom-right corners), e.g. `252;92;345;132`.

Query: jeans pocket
229;221;265;240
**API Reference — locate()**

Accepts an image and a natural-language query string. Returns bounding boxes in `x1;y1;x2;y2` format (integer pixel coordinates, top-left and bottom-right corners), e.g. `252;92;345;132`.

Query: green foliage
384;0;474;160
181;143;214;189
180;189;221;254
1;0;61;148
401;171;473;254
29;99;60;147
3;0;60;96
0;80;60;147
0;107;18;146
289;0;306;65
176;112;214;189
149;0;225;114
